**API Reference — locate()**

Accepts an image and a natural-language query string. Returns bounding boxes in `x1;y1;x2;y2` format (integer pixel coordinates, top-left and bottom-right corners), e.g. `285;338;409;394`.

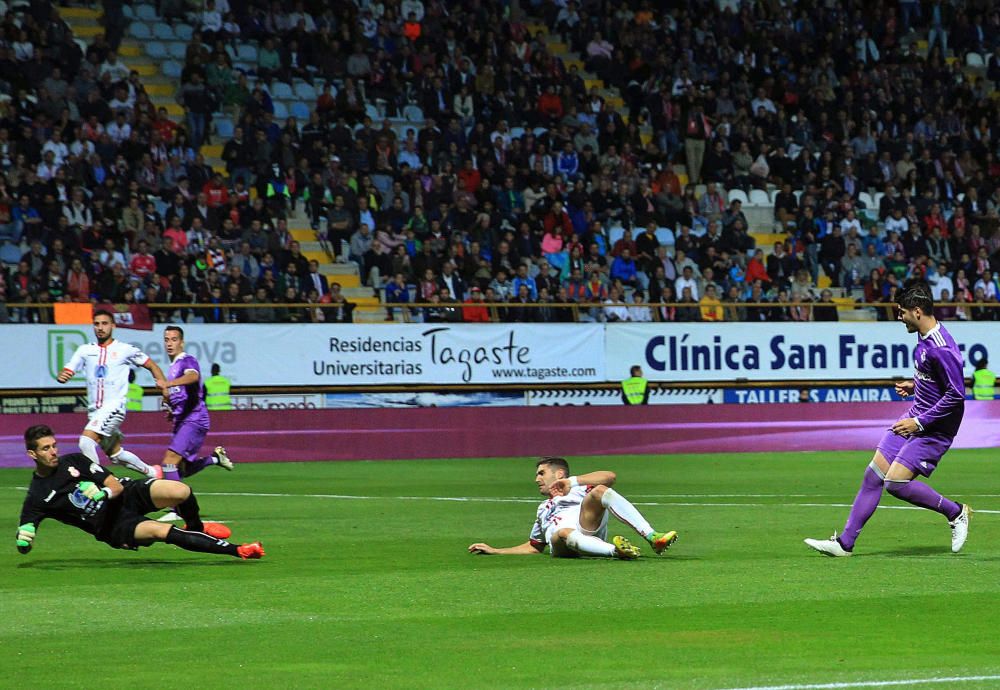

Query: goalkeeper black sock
165;526;238;556
175;491;205;532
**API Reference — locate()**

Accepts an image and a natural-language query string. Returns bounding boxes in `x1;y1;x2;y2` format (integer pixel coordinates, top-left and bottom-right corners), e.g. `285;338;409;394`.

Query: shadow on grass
864;546;955;557
17;558;247;570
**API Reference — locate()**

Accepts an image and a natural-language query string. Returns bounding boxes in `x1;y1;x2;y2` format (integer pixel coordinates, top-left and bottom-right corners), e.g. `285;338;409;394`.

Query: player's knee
553;527;573;542
884;479;910;497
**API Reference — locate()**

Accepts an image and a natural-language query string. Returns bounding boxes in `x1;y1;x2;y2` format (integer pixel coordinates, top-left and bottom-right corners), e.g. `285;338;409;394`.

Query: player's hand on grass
894;380;915;397
890;417;920;437
78;481;111;501
16;523;35;554
468;543;498;555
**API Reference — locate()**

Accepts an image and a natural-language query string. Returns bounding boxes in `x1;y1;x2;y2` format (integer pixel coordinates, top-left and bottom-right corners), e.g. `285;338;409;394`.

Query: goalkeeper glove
78;481;111;501
16;523;35;554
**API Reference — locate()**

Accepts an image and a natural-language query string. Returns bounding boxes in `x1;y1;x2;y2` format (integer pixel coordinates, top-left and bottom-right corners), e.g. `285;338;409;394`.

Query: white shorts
545;506;609;549
85;405;126;451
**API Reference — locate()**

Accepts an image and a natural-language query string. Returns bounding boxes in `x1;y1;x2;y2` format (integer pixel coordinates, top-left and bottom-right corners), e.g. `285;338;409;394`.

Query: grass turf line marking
716;673;1000;690
5;488;1000;514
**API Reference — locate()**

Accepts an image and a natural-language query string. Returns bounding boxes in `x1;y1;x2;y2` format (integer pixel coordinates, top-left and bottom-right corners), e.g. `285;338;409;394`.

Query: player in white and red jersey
56;309;167;478
468;457;678;559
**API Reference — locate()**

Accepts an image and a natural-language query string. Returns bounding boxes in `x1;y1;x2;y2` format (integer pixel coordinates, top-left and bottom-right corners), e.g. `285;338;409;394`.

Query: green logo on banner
48;329;88;381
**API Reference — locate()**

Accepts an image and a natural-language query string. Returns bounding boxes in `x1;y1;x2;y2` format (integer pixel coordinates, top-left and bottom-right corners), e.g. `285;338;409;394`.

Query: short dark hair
25;425;55;451
898;281;934;314
536;456;570;476
165;325;185;339
93;308;114;321
211;363;221;376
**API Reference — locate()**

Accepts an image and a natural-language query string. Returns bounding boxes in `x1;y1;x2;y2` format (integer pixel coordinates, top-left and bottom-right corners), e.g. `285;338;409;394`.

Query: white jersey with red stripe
529;485;592;548
63;340;150;413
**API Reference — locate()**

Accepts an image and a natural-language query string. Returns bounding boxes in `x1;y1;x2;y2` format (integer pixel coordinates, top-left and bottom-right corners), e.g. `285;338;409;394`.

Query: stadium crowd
2;0;1000;324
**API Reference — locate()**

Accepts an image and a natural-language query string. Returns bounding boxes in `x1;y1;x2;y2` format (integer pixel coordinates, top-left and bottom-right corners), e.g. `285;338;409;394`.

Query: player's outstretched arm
549;471;617;497
164;370;200;389
142;358;168;389
468;540;545;555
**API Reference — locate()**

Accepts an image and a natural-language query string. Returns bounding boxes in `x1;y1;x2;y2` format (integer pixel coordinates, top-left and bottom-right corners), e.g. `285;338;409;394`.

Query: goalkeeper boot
949;504;971;553
804;532;852;557
237;542;265;560
213;446;234;471
649;530;678;555
612;535;640;560
185;521;232;540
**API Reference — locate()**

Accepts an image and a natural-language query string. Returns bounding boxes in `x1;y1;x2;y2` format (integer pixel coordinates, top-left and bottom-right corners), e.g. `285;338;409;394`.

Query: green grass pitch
2;451;1000;690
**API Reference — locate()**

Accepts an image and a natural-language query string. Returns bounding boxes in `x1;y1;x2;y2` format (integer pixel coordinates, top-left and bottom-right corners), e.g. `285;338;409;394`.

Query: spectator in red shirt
129;239;157;279
537;84;564;123
543;200;573;240
151;107;178;144
462;286;491;322
745;249;772;286
457;159;481;194
610;228;638;258
201;172;229;208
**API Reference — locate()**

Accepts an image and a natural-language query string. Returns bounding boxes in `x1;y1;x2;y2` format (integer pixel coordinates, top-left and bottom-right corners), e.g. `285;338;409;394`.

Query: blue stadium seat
215;118;234;139
237;45;258;63
290;101;310;120
655;227;676;246
174;24;194;41
402;104;423;122
365;103;381;121
533;127;549;137
509;126;526;139
294;82;316;101
136;5;157;21
122;4;135;19
145;41;168;59
161;60;183;78
153;23;175;40
153;199;169;217
270;82;294;100
0;242;20;266
607;225;625;249
167;42;187;60
272;102;289;120
129;23;152;40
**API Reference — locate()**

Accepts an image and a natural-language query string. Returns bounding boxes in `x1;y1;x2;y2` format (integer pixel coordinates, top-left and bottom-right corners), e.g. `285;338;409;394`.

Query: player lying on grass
805;281;971;557
468;456;677;559
15;425;264;560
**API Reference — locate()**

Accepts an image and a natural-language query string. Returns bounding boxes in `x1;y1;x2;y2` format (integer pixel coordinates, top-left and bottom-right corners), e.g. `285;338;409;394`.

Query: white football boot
949;504;971;553
804;532;852;557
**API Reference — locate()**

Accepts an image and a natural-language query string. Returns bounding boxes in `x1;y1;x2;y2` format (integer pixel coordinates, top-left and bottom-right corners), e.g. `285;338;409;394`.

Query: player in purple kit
805;282;971;557
158;325;234;483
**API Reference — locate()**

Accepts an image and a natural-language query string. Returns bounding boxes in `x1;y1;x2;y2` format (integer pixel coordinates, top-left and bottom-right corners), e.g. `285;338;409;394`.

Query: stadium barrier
3;402;1000;468
4;322;1000;388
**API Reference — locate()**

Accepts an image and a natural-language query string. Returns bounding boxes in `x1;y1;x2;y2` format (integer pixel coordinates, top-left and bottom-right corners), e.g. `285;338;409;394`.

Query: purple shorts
876;425;953;478
169;419;209;462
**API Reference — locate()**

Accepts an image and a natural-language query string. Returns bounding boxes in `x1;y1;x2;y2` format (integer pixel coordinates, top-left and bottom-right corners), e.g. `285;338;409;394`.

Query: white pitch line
4;487;1000;514
716;674;1000;690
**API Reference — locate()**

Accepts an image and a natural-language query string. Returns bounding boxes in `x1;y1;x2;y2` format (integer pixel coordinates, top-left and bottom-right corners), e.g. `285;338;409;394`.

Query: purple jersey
167;353;209;423
908;323;965;438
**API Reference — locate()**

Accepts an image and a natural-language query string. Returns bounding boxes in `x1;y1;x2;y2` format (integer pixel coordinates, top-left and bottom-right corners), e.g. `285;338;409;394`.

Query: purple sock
839;465;884;551
886;480;962;520
161;464;182;481
179;456;215;478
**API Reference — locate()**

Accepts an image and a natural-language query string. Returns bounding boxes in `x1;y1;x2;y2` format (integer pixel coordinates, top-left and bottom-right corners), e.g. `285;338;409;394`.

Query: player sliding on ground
805;281;971;557
15;425;264;560
468;457;677;559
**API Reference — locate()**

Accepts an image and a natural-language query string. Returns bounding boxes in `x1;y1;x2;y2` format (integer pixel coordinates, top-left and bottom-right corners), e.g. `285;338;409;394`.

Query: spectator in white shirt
674;265;700;301
628;290;654;322
100;52;130;82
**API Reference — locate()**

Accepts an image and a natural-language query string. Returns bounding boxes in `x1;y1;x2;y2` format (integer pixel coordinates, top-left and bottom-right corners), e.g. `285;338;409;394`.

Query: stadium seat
966;52;984;67
153;23;175;40
858;191;874;210
237;45;258;63
136;4;157;21
145;42;167;59
365;103;381;121
153;199;169;218
162;60;183;78
122;4;135;19
270;82;294;100
748;189;771;206
174;24;194;41
290;101;310;120
655;227;676;246
728;189;749;205
872;192;884;211
533;127;549;137
607;225;625;249
294;82;317;101
272;101;289;119
215;118;234;139
768;188;781;204
509;126;525;140
129;22;152;40
167;42;187;60
0;243;21;265
403;104;423;122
